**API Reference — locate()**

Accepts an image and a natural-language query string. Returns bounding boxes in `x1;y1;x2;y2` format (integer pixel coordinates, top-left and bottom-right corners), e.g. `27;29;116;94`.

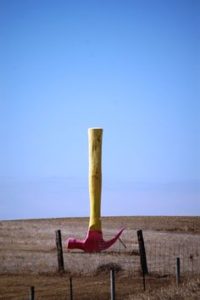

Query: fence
145;238;200;275
1;229;200;299
68;234;199;277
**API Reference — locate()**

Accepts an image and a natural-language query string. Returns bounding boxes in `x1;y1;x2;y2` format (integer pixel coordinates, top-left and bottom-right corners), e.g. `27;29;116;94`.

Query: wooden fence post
137;230;148;291
55;229;64;272
176;257;180;286
110;268;116;300
69;277;73;300
137;230;148;275
29;286;35;300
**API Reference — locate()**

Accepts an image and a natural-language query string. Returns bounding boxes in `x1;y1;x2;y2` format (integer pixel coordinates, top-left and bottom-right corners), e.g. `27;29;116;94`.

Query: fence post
55;229;64;272
142;272;146;291
110;268;116;300
137;230;148;275
69;277;73;300
29;286;35;300
176;257;180;286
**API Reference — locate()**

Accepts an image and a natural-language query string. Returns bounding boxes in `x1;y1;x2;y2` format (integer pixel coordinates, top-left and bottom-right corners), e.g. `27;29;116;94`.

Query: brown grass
0;216;200;299
127;276;200;300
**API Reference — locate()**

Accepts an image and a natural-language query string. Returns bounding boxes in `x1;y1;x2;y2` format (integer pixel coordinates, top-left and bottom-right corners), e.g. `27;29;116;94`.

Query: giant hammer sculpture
66;128;124;252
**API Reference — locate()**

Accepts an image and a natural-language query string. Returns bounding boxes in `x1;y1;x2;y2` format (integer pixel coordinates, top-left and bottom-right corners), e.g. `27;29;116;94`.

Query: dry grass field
0;216;200;299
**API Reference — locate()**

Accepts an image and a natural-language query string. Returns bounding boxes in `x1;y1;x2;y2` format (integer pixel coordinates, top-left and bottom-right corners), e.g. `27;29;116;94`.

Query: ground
0;216;200;299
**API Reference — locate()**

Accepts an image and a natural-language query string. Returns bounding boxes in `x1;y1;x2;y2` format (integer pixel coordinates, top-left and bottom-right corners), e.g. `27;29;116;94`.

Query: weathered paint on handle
88;128;103;231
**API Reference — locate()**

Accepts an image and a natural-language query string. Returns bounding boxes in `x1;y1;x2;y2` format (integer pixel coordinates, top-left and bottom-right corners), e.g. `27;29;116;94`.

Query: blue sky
0;0;199;219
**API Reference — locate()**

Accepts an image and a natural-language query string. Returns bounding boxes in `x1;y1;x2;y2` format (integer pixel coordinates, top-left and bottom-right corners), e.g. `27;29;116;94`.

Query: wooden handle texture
88;128;103;231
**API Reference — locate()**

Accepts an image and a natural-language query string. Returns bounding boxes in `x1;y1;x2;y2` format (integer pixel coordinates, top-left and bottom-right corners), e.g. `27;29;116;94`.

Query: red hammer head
66;228;125;252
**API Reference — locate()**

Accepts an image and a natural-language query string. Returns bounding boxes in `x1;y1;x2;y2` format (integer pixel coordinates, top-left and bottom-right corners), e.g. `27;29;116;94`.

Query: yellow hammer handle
88;128;103;231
